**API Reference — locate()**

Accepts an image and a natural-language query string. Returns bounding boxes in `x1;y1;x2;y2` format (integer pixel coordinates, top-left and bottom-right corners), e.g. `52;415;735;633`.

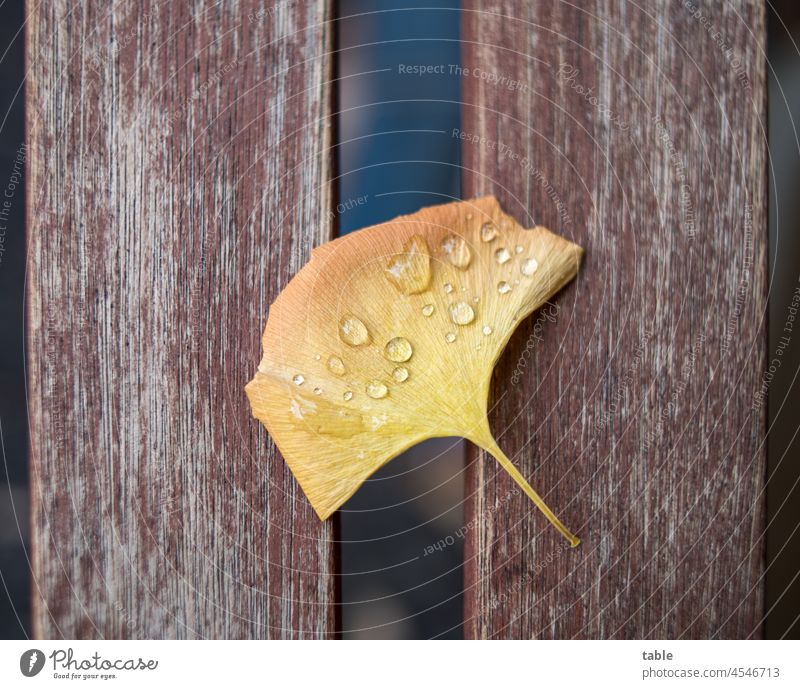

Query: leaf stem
476;435;580;548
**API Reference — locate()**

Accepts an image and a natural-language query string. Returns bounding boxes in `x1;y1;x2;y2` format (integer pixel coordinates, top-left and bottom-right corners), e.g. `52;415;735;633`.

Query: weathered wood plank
26;0;337;638
461;0;767;638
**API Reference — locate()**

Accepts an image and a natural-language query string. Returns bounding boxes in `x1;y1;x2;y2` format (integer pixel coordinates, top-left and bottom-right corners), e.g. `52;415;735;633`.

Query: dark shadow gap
333;1;465;640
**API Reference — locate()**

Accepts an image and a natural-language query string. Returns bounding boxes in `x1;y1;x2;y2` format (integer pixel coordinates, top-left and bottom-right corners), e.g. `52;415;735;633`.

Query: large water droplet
441;233;472;269
443;282;454;294
327;355;346;376
521;257;539;276
482;325;493;335
445;332;456;343
449;301;475;325
480;222;498;242
495;247;511;264
292;374;305;385
384;337;413;362
392;367;409;382
422;304;435;317
366;381;388;399
385;234;432;294
339;315;371;347
343;390;353;401
498;281;512;294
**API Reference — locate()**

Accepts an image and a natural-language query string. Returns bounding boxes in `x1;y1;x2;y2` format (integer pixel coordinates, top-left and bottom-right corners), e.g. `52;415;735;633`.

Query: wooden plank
26;0;337;638
461;0;767;638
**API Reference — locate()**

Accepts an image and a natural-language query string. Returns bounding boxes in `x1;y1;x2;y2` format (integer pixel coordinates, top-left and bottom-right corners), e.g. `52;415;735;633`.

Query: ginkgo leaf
246;196;584;545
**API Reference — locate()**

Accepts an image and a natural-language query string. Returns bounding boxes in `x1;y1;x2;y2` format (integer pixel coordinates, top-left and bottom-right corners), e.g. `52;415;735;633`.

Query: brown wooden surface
26;0;336;638
461;1;768;638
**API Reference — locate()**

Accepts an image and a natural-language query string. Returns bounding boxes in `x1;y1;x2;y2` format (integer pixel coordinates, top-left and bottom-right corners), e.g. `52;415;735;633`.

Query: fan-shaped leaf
246;196;583;545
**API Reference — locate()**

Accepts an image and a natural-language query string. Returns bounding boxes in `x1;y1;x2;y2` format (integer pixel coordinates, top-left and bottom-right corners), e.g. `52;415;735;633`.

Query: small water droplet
327;355;346;376
366;381;388;399
476;344;482;350
443;282;454;294
473;296;480;302
480;222;498;242
384;337;413;362
466;212;473;220
339;314;371;347
392;366;409;382
293;374;305;385
449;301;475;325
314;354;321;361
422;304;435;317
343;391;353;401
521;257;539;275
445;332;456;343
385;234;432;294
495;247;511;264
440;233;472;269
482;325;493;335
515;245;524;254
498;281;512;294
313;387;322;395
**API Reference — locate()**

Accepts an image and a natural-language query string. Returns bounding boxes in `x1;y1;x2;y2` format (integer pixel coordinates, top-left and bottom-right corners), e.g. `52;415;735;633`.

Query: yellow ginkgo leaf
246;196;584;545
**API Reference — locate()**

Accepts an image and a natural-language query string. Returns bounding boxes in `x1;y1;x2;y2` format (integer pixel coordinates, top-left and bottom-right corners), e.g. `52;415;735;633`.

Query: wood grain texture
26;0;337;638
461;0;768;638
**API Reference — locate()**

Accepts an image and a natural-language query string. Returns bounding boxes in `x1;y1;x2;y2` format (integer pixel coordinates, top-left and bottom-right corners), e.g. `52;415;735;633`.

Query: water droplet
313;387;322;395
368;413;388;431
445;332;456;343
449;301;475;325
422;304;435;317
385;234;432;294
293;374;305;385
384;337;413;362
440;233;472;269
473;296;480;303
466;212;473;220
515;245;524;254
339;314;371;347
327;355;346;376
482;325;493;335
343;391;353;401
314;354;321;361
290;399;306;419
498;281;512;294
521;257;539;275
443;282;454;294
480;222;498;242
476;344;482;350
392;366;409;382
366;381;388;399
495;247;511;264
291;394;365;438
